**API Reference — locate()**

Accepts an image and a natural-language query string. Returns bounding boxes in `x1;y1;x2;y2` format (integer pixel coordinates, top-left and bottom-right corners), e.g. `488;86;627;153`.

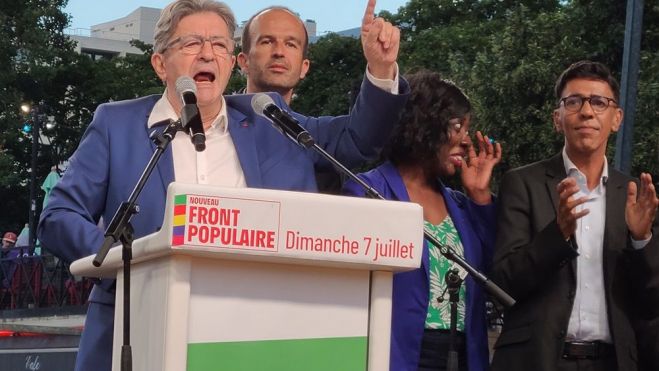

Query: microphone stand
437;268;463;371
92;119;182;371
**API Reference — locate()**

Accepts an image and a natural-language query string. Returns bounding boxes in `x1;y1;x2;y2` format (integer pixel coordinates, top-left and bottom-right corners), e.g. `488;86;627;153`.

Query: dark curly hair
385;70;471;170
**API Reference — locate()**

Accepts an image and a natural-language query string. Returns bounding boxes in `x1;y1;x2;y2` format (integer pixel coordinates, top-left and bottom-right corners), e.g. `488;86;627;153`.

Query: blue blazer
343;162;496;371
38;77;409;371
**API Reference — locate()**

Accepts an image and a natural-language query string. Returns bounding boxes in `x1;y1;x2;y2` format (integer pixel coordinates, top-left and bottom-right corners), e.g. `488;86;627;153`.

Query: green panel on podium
187;336;367;371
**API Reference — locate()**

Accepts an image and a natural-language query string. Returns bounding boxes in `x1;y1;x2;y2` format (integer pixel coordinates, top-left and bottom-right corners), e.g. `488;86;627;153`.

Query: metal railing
0;248;92;311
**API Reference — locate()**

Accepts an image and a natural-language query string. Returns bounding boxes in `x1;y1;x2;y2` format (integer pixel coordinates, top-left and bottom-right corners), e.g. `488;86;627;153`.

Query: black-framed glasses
163;35;234;56
559;95;617;113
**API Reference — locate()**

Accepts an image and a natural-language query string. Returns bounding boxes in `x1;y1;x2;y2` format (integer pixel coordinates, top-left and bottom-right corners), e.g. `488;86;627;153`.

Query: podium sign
71;183;423;371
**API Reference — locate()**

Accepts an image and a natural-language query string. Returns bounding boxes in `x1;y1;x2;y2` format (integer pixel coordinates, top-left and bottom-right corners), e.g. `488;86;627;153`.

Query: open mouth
194;72;216;82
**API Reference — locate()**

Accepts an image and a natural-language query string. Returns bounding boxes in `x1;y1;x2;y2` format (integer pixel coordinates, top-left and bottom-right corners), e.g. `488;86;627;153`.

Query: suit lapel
227;108;263;188
146;121;175;192
603;170;627;251
544;154;578;280
377;162;411;202
131;97;176;195
378;163;431;279
602;170;628;296
439;185;476;273
545;154;565;214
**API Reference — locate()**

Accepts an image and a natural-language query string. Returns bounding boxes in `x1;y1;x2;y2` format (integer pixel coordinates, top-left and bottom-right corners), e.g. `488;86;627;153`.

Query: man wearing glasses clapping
490;60;659;371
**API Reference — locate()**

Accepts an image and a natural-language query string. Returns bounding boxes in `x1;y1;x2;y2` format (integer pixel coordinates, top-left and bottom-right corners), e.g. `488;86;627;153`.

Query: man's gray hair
154;0;236;54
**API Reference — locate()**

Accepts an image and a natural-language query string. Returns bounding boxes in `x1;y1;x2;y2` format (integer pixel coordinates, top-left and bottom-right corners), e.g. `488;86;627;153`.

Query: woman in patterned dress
343;70;502;371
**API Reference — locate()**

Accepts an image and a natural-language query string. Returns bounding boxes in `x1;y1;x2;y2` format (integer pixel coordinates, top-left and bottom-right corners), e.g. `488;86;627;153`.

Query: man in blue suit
37;1;407;370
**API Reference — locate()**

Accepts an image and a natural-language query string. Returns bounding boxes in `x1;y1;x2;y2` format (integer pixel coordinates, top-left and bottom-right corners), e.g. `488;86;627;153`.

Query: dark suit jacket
38;77;409;371
490;153;659;371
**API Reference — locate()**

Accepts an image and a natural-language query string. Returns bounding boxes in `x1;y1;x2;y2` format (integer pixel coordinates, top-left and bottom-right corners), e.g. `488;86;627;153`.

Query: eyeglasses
559;95;617;113
163;35;234;56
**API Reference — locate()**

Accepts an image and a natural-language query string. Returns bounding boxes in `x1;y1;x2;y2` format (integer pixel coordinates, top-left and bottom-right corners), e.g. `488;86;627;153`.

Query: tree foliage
632;2;659;177
0;0;74;234
292;34;365;116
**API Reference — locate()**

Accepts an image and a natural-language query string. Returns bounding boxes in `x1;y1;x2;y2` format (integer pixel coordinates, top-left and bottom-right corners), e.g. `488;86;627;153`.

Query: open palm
461;131;502;205
625;173;659;240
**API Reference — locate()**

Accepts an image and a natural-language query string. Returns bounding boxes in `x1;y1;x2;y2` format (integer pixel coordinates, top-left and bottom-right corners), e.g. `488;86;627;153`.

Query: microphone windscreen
175;76;197;96
251;93;275;117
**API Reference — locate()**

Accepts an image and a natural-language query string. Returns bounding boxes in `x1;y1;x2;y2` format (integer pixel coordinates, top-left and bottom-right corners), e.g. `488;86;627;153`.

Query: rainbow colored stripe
172;194;187;246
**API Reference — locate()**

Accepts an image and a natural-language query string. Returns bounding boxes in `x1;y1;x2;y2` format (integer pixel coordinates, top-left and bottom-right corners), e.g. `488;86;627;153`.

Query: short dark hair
385;70;471;169
554;60;620;103
241;7;309;57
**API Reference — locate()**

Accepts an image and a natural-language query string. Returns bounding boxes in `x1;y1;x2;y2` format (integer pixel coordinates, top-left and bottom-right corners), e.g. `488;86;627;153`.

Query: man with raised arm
38;1;407;370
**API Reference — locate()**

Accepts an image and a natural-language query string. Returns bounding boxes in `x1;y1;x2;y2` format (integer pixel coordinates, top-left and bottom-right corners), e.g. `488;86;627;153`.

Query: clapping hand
556;178;589;241
626;173;659;241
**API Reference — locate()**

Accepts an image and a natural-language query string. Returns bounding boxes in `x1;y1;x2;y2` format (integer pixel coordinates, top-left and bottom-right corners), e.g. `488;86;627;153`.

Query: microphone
175;76;205;151
251;93;315;148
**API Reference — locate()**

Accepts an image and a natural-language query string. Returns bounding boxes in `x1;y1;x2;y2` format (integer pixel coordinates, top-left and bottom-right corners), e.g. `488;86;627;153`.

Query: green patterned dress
424;217;467;331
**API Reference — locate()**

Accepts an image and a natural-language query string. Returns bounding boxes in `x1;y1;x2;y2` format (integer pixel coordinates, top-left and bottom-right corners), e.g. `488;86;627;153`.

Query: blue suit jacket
343;162;496;371
38;77;409;371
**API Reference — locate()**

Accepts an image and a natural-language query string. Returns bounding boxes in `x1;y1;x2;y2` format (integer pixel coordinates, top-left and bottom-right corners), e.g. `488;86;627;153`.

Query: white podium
71;183;423;371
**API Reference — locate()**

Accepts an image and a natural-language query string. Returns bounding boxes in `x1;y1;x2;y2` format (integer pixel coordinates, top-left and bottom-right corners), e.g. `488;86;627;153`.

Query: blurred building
68;7;161;60
67;7;319;59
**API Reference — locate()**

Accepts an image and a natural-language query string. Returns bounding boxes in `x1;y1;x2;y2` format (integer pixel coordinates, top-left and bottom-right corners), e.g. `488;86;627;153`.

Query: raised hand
556;177;589;241
626;173;659;240
461;131;502;205
361;0;400;79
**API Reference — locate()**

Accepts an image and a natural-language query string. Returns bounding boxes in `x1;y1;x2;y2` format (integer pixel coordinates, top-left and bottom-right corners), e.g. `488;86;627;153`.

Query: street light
21;102;56;255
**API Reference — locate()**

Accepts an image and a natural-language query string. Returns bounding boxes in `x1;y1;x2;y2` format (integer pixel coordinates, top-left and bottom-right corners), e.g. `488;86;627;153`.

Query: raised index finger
362;0;376;28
